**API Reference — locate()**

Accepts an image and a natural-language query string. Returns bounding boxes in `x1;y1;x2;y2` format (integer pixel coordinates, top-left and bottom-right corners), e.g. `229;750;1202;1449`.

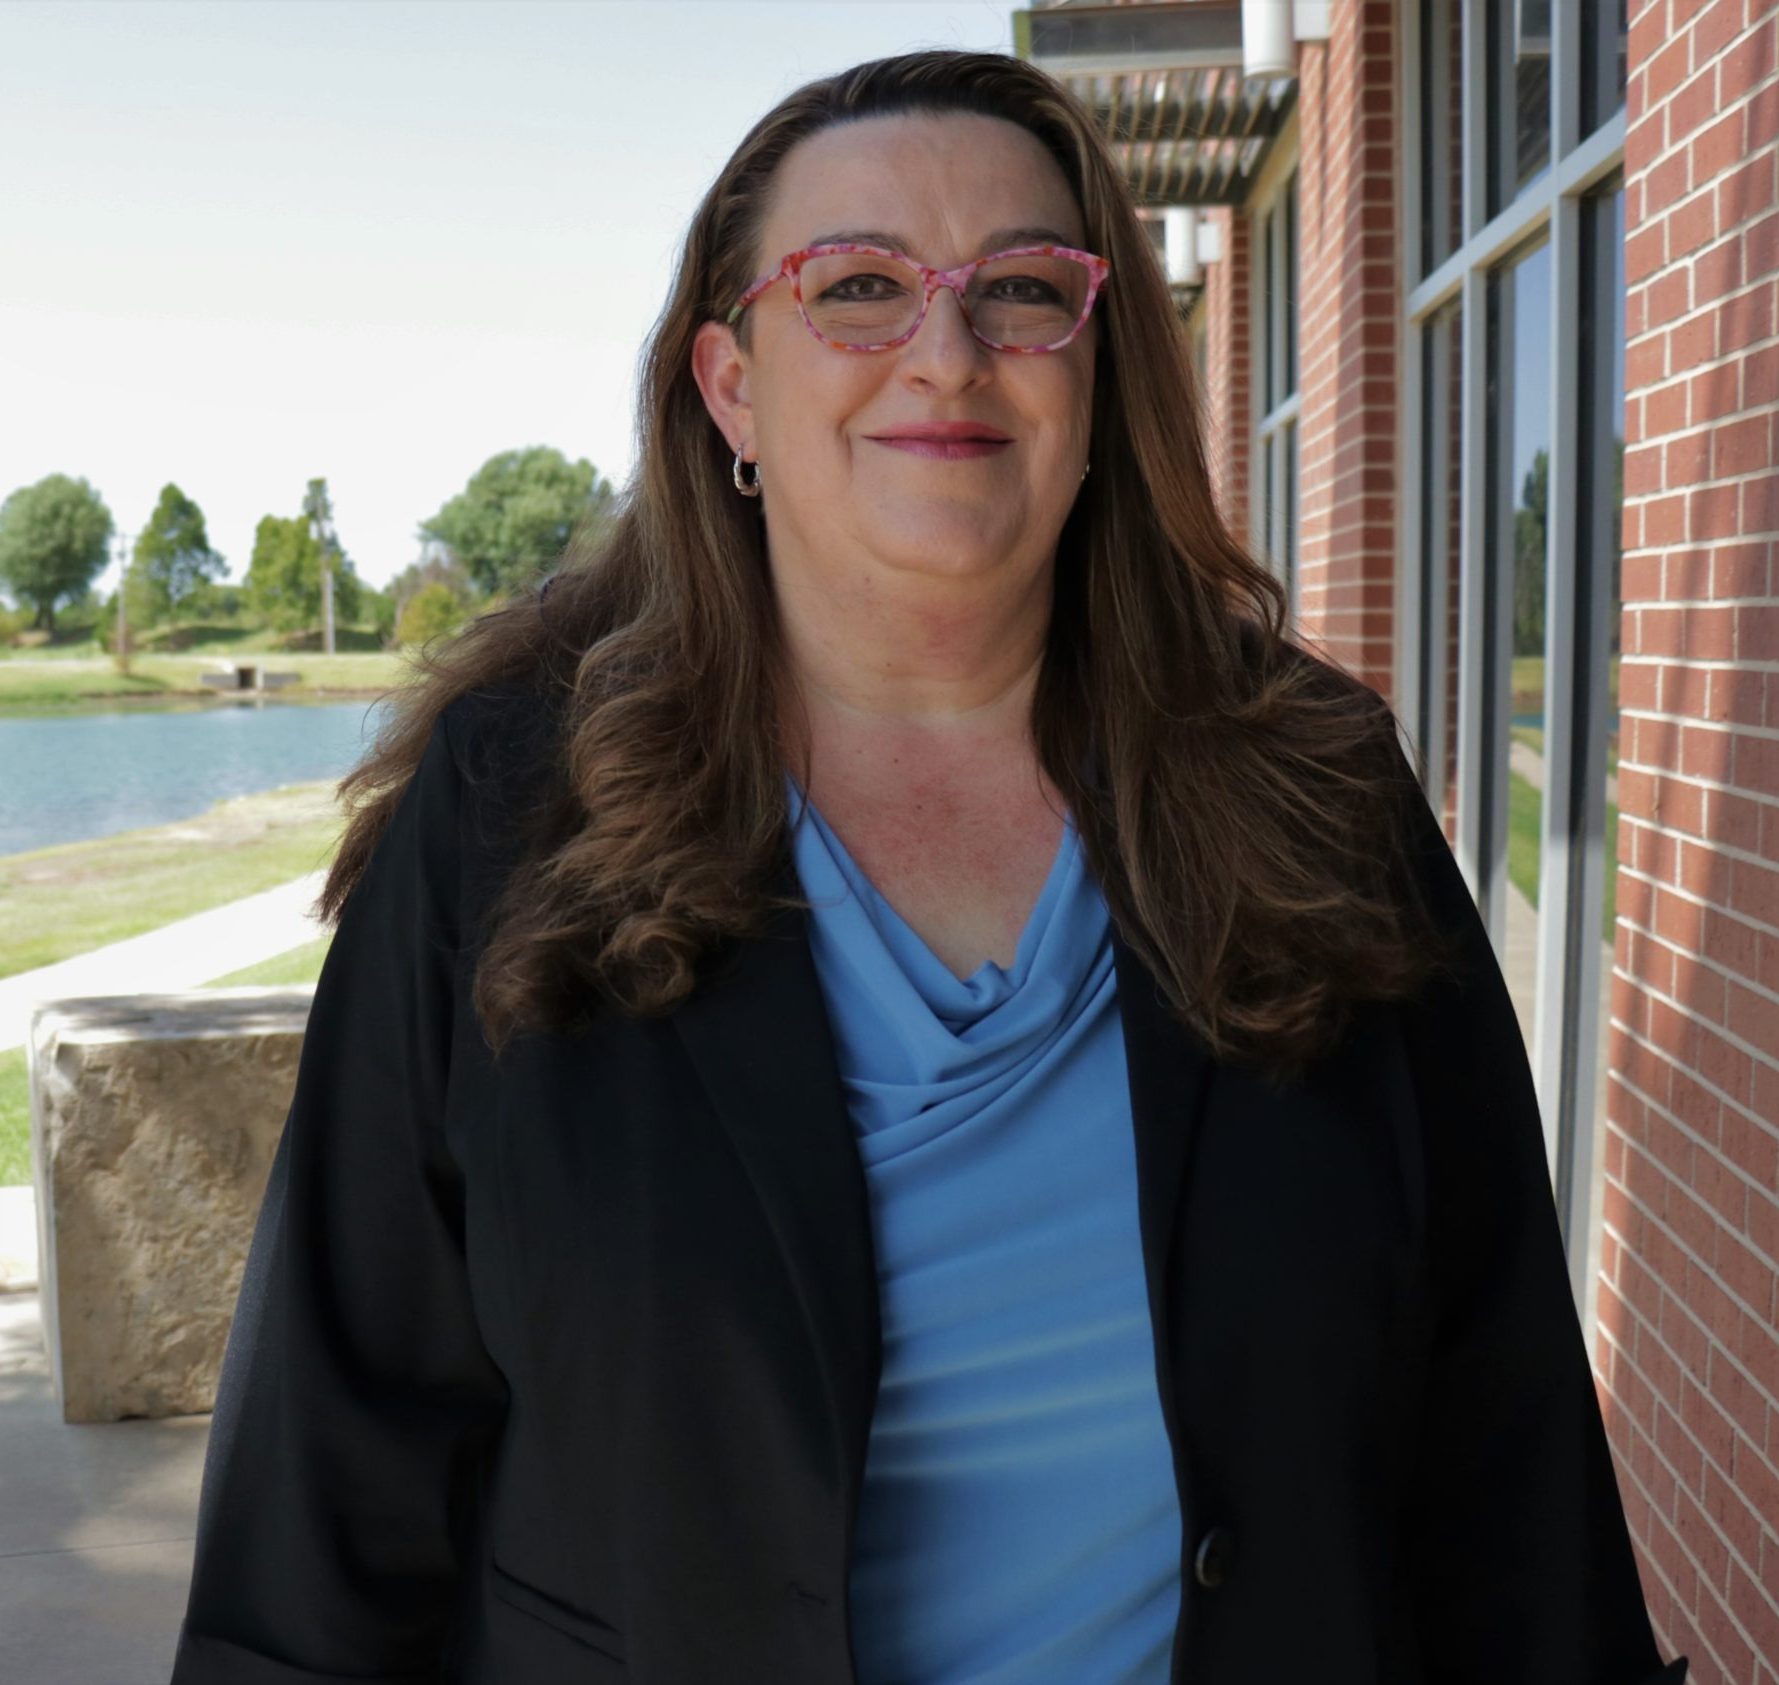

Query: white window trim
1246;112;1301;625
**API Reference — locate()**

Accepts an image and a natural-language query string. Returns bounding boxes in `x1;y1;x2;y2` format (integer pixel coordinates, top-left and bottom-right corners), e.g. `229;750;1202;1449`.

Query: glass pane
1419;297;1464;834
1486;237;1553;1050
1284;421;1298;621
1263;432;1276;570
1580;0;1629;135
1487;0;1552;218
1420;0;1464;273
1263;200;1277;411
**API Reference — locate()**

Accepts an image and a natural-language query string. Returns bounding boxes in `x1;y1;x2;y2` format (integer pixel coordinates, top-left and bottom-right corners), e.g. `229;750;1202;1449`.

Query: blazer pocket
490;1554;628;1667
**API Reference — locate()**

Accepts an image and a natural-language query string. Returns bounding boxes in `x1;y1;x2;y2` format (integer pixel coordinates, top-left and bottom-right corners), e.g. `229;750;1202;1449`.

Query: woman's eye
824;274;904;299
987;277;1062;303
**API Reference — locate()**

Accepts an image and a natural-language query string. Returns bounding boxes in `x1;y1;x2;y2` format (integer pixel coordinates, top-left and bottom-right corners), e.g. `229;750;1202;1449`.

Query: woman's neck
767;532;1054;722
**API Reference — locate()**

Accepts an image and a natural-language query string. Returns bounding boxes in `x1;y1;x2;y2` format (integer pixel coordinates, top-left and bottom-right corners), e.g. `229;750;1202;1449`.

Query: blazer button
1192;1524;1235;1588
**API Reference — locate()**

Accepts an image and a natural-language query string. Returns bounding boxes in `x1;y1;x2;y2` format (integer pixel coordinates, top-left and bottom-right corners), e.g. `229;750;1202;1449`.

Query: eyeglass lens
800;250;1094;348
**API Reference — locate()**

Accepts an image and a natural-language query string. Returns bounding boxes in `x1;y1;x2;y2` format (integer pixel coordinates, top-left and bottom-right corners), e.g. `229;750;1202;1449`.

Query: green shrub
396;582;468;648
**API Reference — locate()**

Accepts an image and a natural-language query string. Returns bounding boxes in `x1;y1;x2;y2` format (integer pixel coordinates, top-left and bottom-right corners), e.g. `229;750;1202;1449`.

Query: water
0;697;397;856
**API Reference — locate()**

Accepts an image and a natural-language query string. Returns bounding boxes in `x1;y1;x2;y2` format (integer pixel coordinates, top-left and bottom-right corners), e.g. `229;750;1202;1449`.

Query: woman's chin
861;508;1026;569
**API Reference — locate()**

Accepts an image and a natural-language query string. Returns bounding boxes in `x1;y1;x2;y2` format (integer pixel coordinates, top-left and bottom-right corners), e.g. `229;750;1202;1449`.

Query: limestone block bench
27;989;310;1424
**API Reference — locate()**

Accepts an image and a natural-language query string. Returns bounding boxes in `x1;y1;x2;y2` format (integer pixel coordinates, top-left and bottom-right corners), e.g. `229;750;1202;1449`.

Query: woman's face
694;111;1098;595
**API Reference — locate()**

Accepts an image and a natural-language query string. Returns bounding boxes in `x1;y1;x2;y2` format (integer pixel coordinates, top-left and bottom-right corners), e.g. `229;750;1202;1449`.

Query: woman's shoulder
441;679;566;797
427;680;571;953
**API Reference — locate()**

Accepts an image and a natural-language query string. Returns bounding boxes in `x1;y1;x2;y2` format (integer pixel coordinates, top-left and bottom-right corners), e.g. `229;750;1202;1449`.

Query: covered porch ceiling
1012;1;1298;208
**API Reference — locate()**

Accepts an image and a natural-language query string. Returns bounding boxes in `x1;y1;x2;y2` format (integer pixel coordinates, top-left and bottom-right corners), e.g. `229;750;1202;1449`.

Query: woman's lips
869;437;1012;459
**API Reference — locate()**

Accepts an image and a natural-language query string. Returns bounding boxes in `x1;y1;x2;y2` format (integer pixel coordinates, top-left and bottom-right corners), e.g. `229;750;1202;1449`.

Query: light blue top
785;771;1181;1685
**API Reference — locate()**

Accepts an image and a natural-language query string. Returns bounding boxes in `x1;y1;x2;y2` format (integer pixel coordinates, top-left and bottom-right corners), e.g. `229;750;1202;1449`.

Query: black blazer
169;679;1688;1685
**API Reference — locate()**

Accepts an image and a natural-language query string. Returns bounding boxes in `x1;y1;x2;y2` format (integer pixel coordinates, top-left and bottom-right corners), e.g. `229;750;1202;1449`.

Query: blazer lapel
1109;923;1219;1410
669;856;1219;1524
668;859;882;1512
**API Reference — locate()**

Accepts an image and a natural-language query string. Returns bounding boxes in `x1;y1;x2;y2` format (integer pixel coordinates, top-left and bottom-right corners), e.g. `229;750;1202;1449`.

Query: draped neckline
783;769;1105;1063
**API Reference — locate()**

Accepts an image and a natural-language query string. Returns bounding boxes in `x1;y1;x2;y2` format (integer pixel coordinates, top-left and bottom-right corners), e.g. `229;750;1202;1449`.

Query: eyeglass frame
724;240;1111;354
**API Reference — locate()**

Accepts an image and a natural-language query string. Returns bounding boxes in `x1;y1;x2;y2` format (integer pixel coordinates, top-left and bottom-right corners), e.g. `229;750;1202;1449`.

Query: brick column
1291;0;1400;696
1606;1;1779;1678
1199;203;1251;535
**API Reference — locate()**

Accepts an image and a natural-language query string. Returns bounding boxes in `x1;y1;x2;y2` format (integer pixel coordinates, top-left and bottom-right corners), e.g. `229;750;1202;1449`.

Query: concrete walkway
0;1288;205;1683
0;868;331;1054
1511;734;1620;807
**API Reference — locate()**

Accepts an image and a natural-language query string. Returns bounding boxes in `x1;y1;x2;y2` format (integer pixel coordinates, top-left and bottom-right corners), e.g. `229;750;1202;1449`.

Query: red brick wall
1200;204;1250;534
1607;1;1779;1679
1290;0;1400;696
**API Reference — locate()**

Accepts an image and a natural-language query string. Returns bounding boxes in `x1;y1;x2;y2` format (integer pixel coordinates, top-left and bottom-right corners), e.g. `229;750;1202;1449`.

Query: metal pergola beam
1016;1;1245;75
1015;2;1297;209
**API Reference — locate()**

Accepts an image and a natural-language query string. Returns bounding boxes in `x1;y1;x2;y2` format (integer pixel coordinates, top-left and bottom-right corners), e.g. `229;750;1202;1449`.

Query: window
1252;164;1299;618
1403;0;1630;1333
1486;0;1553;217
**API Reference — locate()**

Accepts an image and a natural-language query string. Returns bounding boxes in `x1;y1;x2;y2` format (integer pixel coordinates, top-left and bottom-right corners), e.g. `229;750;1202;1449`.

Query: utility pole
114;531;134;663
310;510;337;655
116;533;129;651
321;537;335;655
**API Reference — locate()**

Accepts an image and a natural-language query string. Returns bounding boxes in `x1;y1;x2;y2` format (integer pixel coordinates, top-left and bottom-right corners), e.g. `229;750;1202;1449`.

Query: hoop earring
1080;461;1090;484
733;447;762;498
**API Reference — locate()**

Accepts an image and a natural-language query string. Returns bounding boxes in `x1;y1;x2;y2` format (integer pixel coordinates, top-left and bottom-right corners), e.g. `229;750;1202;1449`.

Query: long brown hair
321;48;1458;1087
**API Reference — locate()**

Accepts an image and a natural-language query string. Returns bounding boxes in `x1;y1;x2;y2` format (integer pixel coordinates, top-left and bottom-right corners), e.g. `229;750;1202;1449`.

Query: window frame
1399;0;1628;1343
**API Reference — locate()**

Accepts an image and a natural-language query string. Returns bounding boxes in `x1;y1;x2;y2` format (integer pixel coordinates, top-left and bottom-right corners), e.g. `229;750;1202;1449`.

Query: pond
0;696;397;856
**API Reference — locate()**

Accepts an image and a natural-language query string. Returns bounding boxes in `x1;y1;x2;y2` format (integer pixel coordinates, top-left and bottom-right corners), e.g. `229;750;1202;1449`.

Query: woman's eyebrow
805;225;1078;254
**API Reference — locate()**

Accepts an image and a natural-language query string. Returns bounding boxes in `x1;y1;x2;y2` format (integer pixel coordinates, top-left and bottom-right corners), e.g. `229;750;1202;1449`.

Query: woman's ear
691;319;753;456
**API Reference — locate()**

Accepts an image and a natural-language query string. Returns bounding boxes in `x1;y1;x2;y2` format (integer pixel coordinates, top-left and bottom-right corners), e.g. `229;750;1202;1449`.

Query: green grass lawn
1509;723;1622;779
0;785;348;977
0;1048;28;1187
1508;654;1622;713
0;623;391;661
0;649;412;715
1507;767;1619;933
204;935;334;988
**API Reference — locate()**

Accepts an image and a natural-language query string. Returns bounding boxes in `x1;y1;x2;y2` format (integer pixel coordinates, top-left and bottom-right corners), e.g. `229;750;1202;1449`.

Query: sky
0;0;1023;595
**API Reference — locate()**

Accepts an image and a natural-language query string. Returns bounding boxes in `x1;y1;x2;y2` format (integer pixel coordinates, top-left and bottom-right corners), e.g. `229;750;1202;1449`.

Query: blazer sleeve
1389;740;1688;1685
169;702;509;1684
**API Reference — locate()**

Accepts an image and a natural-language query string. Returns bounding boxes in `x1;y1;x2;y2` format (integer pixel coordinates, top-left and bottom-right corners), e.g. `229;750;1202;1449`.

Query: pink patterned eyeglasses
725;241;1111;354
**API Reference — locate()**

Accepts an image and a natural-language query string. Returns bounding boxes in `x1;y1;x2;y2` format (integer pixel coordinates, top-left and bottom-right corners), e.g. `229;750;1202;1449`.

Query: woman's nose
902;283;992;369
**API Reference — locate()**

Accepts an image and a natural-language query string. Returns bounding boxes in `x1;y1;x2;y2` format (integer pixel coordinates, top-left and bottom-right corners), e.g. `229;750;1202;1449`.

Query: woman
169;49;1685;1685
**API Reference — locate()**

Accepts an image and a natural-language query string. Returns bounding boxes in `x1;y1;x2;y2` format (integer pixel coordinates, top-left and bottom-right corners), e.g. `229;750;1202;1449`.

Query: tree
421;445;615;597
396;582;469;649
1512;447;1549;658
245;516;318;631
386;544;477;630
301;478;337;566
134;484;227;623
0;474;114;633
245;498;364;632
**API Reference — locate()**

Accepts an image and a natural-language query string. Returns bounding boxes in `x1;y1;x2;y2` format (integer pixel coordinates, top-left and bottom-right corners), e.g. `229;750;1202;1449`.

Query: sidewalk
0;867;332;1054
0;1288;205;1683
